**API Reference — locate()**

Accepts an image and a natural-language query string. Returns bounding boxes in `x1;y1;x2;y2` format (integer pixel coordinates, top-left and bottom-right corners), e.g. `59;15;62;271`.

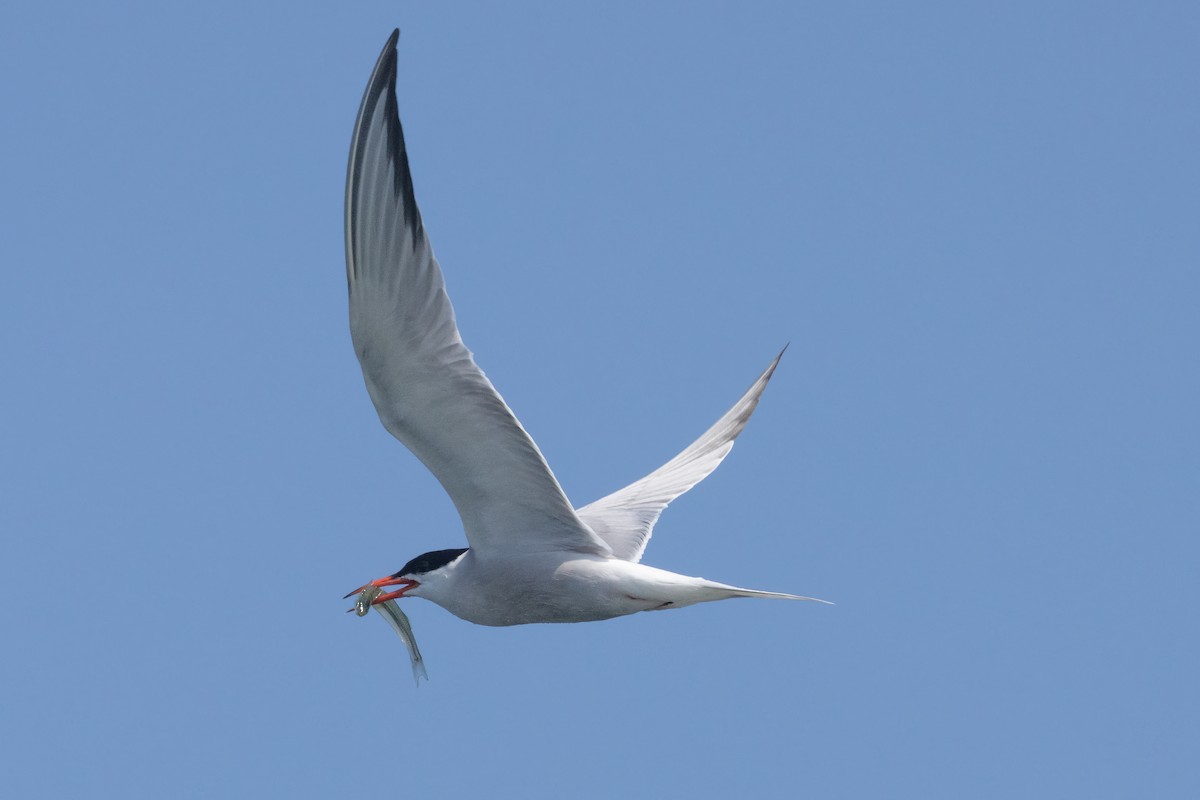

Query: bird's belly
434;559;667;627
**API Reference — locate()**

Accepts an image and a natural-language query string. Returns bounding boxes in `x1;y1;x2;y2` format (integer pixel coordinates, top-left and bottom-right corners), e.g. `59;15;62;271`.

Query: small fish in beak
346;584;427;685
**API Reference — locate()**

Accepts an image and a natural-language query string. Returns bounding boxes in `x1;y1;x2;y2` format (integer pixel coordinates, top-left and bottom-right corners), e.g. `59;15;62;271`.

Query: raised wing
576;350;786;562
346;31;609;558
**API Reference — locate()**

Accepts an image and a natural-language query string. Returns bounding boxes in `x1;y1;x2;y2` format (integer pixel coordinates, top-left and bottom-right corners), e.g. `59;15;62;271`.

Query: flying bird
344;30;827;639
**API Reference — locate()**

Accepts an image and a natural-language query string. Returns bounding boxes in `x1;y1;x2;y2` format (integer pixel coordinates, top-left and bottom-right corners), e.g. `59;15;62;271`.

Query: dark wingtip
754;344;789;387
766;343;788;373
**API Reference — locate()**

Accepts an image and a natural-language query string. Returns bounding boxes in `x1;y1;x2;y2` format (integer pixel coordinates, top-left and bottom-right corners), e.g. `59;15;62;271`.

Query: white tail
722;585;833;604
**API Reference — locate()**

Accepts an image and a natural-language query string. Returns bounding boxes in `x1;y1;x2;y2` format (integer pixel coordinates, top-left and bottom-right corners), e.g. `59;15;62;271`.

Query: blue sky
3;2;1197;797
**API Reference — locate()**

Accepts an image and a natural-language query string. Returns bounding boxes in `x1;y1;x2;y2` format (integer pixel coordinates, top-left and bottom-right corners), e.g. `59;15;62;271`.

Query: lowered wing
576;350;786;562
346;30;610;558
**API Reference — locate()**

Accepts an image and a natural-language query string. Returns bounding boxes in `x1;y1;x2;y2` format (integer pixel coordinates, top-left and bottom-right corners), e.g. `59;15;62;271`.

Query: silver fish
374;599;428;685
347;586;428;684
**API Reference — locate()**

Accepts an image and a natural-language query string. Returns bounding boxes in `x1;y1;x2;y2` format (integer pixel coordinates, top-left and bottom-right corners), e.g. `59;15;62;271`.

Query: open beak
343;576;419;604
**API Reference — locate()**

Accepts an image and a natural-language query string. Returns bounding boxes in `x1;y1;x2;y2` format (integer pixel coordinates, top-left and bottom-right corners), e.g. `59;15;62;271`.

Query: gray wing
576;350;786;562
346;31;610;558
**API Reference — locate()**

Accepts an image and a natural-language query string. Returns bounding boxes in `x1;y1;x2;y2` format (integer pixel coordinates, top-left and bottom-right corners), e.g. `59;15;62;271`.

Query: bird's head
344;547;469;606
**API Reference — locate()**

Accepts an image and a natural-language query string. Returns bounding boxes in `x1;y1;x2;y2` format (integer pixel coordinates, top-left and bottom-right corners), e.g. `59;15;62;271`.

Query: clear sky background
3;2;1197;797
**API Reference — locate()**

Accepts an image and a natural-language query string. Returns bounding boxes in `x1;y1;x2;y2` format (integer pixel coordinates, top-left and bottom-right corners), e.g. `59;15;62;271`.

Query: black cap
392;548;469;578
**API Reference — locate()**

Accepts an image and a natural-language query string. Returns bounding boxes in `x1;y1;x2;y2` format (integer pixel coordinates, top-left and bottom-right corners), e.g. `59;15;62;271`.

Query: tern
344;30;827;632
